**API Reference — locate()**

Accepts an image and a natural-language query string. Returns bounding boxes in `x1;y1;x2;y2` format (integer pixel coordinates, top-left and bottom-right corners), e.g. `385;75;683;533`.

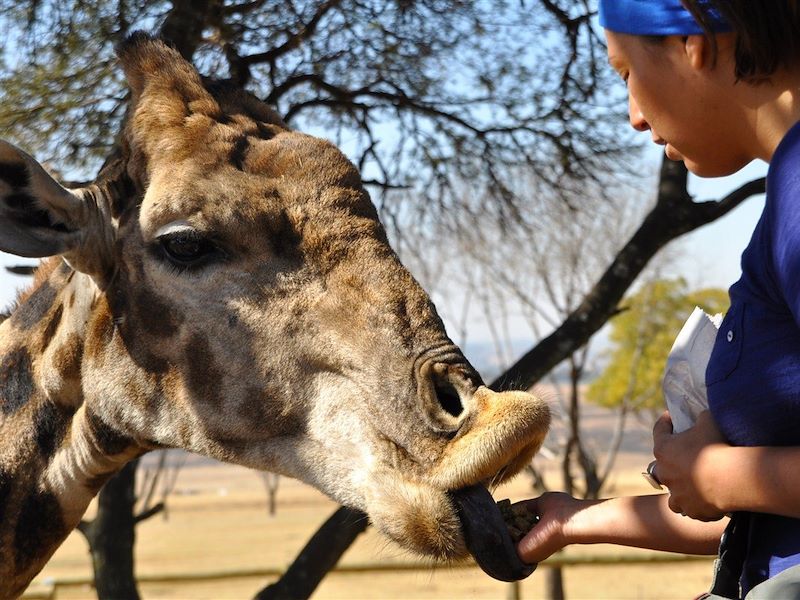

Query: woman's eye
158;231;219;268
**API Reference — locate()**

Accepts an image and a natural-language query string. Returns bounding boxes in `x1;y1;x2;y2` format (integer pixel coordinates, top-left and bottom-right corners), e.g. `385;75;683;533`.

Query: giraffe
0;33;550;596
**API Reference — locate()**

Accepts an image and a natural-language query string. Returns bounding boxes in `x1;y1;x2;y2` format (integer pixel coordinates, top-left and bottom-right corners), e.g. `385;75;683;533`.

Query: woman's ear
685;35;707;71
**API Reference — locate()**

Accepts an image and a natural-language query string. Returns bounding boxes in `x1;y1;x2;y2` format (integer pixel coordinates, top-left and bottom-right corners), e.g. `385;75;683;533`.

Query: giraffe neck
0;259;138;597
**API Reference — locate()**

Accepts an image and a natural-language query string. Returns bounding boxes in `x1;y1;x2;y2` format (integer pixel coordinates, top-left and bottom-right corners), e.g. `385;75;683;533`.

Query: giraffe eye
157;229;220;269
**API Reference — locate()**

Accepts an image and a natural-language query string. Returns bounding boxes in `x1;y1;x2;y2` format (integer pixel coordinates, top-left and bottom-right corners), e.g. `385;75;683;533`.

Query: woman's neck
743;71;800;163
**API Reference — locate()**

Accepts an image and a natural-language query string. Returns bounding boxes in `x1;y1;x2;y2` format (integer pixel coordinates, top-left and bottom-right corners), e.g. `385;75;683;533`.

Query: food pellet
497;498;540;544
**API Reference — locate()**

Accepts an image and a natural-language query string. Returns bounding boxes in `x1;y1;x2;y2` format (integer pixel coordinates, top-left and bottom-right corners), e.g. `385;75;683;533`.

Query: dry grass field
32;404;717;599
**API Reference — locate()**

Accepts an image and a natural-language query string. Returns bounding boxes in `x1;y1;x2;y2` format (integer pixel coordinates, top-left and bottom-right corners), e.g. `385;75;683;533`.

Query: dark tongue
450;485;537;582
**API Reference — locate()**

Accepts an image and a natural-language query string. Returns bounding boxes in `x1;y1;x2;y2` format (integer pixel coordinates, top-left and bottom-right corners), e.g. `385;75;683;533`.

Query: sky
678;157;767;291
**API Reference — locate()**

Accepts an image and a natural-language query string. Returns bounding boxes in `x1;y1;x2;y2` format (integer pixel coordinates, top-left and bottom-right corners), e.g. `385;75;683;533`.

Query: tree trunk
78;459;140;600
545;566;566;600
254;506;368;600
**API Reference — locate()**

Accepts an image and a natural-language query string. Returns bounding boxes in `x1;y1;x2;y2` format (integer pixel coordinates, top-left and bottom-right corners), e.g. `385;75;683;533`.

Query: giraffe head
0;34;548;580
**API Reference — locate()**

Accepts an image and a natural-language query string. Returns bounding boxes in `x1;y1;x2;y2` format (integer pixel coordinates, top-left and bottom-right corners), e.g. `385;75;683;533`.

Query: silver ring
642;460;664;490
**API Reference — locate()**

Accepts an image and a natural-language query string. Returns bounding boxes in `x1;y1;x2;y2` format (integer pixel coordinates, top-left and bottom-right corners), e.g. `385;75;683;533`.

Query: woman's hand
652;410;729;521
516;492;586;563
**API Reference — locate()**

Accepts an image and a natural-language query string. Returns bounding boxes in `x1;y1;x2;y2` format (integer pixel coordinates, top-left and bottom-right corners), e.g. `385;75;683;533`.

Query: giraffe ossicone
0;33;549;596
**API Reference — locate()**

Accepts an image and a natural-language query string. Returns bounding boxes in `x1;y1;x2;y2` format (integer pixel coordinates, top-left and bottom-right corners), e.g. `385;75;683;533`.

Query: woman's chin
664;143;684;162
665;143;751;178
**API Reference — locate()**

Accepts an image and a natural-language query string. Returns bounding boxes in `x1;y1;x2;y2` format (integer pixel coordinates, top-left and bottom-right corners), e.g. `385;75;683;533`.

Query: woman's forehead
605;31;667;65
604;31;635;64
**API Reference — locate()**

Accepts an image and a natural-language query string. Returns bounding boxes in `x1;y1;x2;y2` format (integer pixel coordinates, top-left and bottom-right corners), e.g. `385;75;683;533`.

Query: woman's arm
516;492;725;564
653;410;800;519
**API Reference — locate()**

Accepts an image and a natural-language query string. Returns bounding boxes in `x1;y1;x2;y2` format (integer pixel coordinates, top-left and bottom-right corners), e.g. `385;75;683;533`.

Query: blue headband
599;0;731;36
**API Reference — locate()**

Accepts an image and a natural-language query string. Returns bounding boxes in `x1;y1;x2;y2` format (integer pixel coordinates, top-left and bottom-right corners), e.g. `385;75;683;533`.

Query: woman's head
681;1;800;82
605;29;750;176
601;0;800;176
600;0;800;80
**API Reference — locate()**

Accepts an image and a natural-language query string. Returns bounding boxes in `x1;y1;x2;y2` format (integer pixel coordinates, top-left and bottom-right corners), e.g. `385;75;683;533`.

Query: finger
649;460;662;487
667;493;682;515
652;411;674;452
517;518;559;563
695;409;712;424
694;410;720;434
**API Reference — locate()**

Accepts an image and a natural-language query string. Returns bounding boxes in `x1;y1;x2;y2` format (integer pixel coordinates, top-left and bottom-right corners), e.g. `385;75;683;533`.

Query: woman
517;1;800;597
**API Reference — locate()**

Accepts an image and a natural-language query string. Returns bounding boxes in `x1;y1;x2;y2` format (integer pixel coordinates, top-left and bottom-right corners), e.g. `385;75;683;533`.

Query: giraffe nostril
416;356;479;435
434;378;464;418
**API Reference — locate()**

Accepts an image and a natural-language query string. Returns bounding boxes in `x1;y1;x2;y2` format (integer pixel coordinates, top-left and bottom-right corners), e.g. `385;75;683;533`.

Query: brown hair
681;0;800;80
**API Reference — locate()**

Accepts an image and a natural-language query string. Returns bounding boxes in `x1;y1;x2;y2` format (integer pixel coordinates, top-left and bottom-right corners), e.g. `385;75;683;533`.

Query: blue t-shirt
706;120;800;594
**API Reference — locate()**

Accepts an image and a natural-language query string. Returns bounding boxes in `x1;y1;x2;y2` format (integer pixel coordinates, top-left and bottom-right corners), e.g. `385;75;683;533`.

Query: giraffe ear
0;141;113;278
116;32;222;173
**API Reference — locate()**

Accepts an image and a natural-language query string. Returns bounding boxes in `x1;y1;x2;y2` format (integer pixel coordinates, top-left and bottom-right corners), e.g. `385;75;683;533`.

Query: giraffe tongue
450;485;537;582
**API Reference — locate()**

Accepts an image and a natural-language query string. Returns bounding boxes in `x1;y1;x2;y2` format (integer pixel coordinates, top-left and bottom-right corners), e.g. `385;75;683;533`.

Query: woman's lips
651;135;681;160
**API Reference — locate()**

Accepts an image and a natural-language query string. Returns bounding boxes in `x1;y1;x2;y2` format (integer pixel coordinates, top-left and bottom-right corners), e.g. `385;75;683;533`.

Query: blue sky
677;156;767;290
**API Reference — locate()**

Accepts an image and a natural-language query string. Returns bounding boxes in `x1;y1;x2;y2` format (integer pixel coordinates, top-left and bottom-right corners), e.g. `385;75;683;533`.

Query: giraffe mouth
449;485;537;582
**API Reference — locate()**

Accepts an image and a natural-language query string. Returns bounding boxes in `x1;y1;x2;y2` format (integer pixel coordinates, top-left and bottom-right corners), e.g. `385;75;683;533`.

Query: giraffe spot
185;333;221;408
53;333;83;381
132;287;180;339
0;162;30;189
103;278;170;375
85;301;114;365
5;191;35;210
240;386;305;436
0;348;35;415
255;121;277;140
230;135;250;171
41;304;63;348
0;468;11;523
85;408;135;456
10;282;57;331
5;193;71;232
14;490;65;574
34;401;74;458
239;386;269;424
261;209;302;260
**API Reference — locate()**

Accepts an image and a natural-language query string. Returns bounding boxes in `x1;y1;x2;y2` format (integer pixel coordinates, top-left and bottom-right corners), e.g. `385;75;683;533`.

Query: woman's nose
629;94;650;132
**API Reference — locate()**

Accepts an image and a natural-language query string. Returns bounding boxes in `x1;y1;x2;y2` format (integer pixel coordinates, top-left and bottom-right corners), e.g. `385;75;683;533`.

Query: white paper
661;307;722;433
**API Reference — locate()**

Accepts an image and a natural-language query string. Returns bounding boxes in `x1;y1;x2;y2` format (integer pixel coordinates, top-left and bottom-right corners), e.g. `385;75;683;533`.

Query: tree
588;279;729;414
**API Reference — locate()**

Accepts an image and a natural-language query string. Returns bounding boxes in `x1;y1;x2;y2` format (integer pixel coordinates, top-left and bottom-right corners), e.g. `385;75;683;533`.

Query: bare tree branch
242;0;344;67
134;502;165;524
